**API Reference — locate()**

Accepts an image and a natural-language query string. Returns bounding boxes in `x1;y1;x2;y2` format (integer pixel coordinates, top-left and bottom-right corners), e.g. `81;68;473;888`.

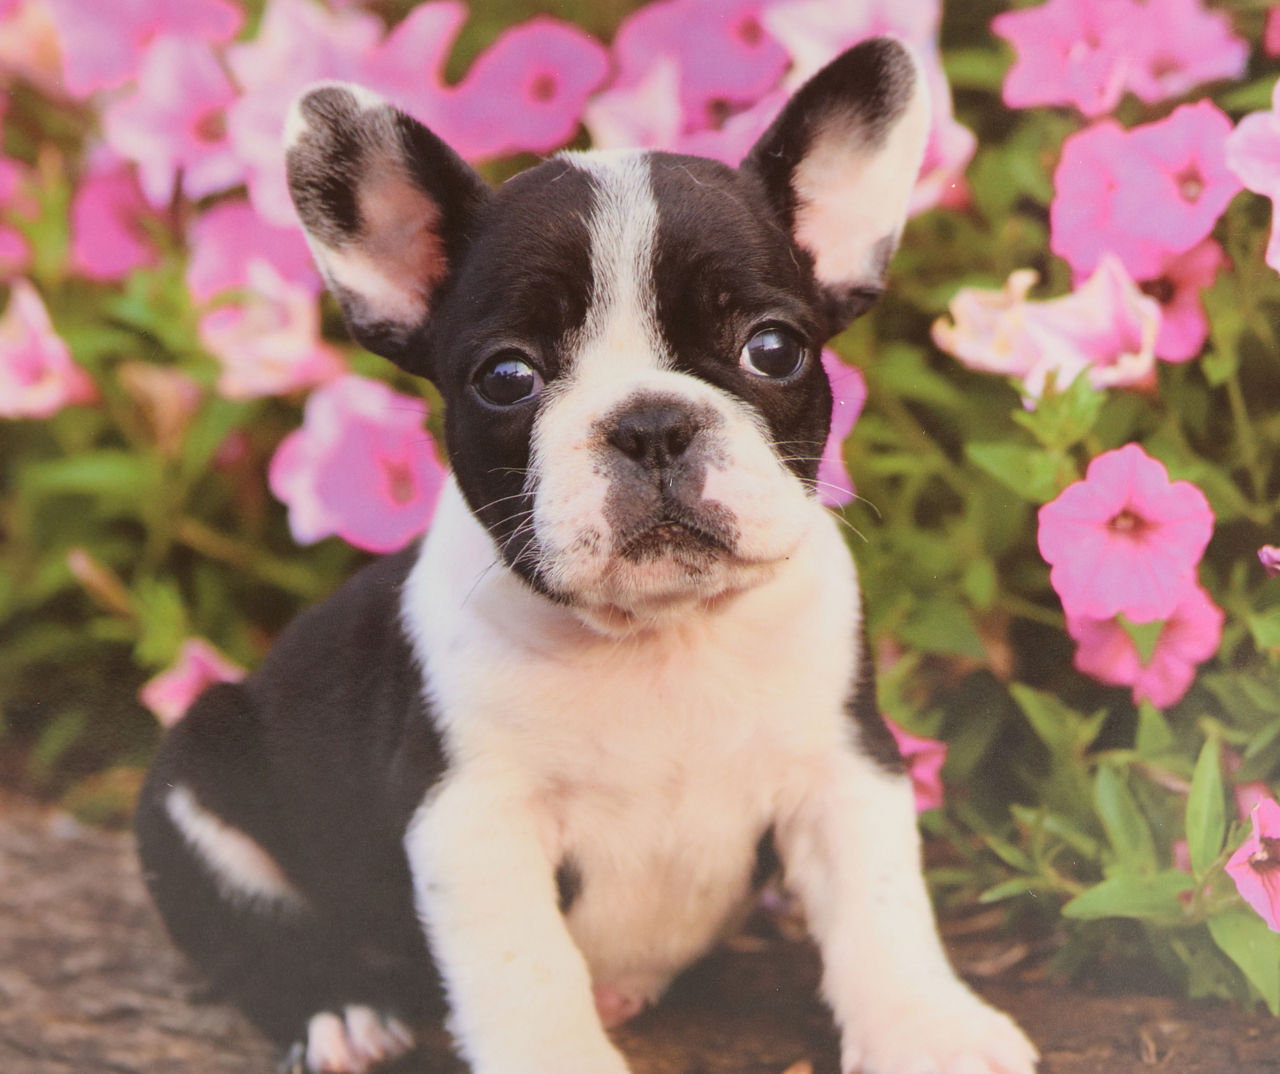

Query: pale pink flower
884;717;947;813
117;361;203;457
1066;583;1223;708
1260;546;1280;578
1052;102;1242;280
1120;0;1247;106
1038;443;1214;623
1137;239;1225;364
186;200;320;303
102;35;242;207
0;0;63;97
44;0;242;98
198;261;344;401
68;153;157;281
0;279;96;419
1226;798;1280;933
817;350;867;508
140;638;245;728
931;257;1161;404
268;376;447;553
1225;80;1280;274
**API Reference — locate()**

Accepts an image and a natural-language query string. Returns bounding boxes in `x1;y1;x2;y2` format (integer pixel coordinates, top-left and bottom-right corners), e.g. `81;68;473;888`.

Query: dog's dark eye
473;353;544;406
740;327;806;379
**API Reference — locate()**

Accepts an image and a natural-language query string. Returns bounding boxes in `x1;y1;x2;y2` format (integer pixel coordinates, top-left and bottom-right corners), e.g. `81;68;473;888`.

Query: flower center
1250;836;1280;872
529;72;557;103
192;108;227;145
1140;277;1177;305
381;456;417;506
736;16;763;48
1173;161;1205;203
1108;509;1149;537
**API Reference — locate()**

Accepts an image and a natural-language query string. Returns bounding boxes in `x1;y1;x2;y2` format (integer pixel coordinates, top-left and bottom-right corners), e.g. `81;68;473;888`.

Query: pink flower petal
139;638;245;728
0;279;96;419
884;717;947;813
1226;798;1280;933
816;349;866;508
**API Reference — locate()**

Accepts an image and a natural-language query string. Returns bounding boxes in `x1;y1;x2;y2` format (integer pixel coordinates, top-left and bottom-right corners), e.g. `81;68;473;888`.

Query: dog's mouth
616;516;733;566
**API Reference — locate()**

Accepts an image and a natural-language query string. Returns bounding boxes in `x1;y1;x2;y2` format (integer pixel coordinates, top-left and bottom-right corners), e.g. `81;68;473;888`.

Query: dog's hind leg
135;683;425;1071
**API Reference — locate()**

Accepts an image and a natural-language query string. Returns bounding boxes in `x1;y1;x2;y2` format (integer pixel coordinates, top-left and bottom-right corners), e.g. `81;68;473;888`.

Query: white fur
166;785;305;909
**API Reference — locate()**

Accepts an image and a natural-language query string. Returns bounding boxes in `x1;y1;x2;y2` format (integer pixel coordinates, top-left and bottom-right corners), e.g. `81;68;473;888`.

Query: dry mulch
2;789;1278;1074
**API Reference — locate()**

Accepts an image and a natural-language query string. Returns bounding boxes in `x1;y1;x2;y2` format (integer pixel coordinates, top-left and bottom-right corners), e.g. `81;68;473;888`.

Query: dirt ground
2;789;1279;1074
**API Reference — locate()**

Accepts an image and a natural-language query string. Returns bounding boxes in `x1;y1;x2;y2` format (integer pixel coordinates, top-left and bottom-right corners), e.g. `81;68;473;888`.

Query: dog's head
285;39;928;631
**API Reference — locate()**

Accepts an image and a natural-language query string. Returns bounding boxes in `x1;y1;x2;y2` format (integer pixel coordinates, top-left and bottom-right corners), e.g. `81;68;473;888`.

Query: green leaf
1208;911;1280;1016
1011;370;1106;453
965;442;1064;504
1094;764;1158;873
1135;703;1175;757
21;451;160;499
1118;614;1165;667
961;557;998;611
1061;870;1193;921
1186;738;1226;876
1011;684;1106;757
1248;611;1280;653
898;599;987;660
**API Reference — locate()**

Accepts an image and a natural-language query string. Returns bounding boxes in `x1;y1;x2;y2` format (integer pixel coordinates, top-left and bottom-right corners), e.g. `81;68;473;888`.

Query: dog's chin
543;526;787;638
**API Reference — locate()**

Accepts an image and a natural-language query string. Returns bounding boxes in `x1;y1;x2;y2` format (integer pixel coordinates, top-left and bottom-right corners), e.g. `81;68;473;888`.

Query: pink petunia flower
140;637;245;728
931;256;1161;405
102;35;243;207
186;199;320;304
1066;582;1224;708
1138;239;1226;364
1037;443;1214;623
1266;8;1280;58
1052;102;1242;280
268;376;447;554
1225;80;1280;275
198;261;345;401
992;0;1130;117
68;153;157;281
884;717;947;813
1260;546;1280;578
0;0;63;98
1226;798;1280;933
228;0;608;227
0;279;96;419
44;0;242;98
816;349;867;508
993;0;1246;117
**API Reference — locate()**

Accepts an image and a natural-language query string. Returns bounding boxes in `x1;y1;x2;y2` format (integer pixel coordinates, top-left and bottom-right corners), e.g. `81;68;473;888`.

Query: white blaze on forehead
560;149;669;380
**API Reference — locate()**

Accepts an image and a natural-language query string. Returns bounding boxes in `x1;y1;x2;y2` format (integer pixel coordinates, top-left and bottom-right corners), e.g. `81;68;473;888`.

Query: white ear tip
283;81;389;150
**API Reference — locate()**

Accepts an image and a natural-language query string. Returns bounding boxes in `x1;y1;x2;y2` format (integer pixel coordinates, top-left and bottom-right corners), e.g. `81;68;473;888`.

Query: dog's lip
618;518;731;559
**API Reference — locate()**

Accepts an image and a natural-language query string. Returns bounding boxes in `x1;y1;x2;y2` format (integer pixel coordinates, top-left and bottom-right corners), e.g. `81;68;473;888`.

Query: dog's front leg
406;771;629;1074
778;751;1038;1074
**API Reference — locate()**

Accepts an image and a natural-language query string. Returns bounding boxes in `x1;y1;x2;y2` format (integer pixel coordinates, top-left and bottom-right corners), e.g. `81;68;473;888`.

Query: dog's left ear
285;83;492;377
742;38;930;333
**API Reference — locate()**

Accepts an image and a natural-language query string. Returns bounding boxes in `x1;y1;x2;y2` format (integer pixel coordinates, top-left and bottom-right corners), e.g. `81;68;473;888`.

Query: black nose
606;401;700;471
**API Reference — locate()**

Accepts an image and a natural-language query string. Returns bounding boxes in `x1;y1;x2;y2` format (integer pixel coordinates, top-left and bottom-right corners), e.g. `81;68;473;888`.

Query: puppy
136;38;1038;1074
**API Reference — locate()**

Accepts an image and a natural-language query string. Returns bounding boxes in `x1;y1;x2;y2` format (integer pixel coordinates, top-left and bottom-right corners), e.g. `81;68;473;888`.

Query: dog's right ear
285;83;492;377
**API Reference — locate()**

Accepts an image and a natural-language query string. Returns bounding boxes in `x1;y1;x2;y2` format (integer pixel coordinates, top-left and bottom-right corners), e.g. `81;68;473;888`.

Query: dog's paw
841;989;1037;1074
299;1006;416;1073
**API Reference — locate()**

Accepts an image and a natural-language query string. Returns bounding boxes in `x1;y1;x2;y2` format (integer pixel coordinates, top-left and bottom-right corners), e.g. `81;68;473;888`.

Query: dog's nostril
607;404;700;470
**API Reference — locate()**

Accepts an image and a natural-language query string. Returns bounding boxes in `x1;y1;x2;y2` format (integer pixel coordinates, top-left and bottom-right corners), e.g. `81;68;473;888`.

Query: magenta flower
817;349;867;508
993;0;1246;117
992;0;1129;117
198;262;345;401
268;376;447;554
1037;444;1214;623
884;717;947;813
186;200;320;304
45;0;242;98
1052;102;1242;280
1267;9;1280;57
1260;546;1280;578
1225;80;1280;275
102;35;242;207
1226;798;1280;934
68;153;157;281
140;638;245;728
931;256;1160;405
1066;583;1224;708
1140;240;1226;364
0;279;96;419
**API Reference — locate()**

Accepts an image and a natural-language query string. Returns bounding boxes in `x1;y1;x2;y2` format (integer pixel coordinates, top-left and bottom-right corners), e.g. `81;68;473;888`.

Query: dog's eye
473;353;544;406
740;327;807;379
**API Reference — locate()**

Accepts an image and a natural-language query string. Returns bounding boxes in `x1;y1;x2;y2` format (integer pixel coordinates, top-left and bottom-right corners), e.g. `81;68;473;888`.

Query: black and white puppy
136;38;1038;1074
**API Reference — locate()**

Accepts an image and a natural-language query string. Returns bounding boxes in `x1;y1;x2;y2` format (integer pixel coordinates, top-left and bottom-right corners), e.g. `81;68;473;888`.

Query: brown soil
2;789;1277;1074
